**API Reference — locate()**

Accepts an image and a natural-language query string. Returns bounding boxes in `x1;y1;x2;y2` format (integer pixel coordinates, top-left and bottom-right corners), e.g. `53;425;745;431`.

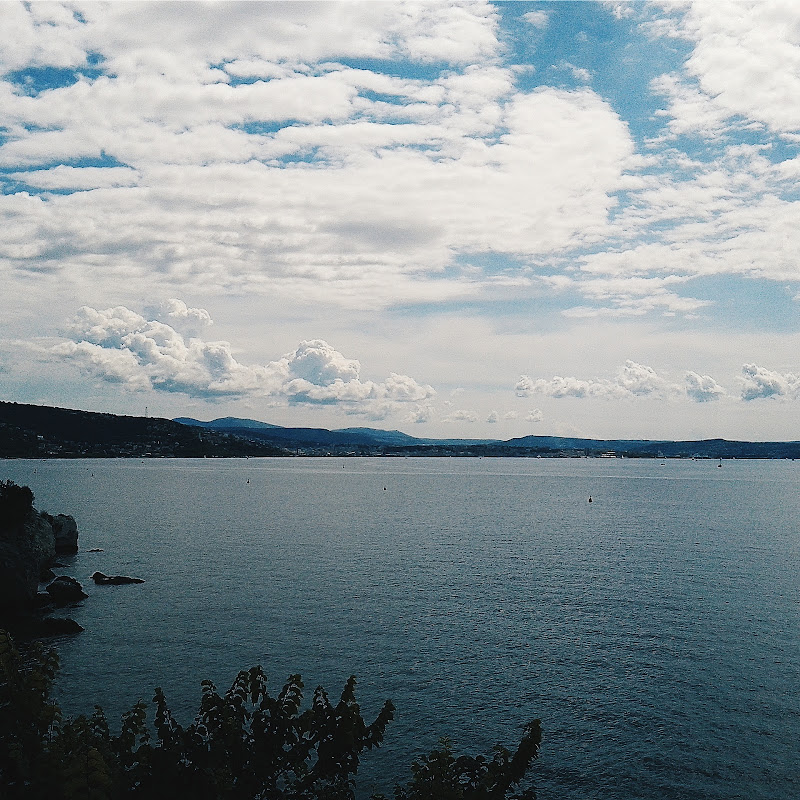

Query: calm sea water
2;457;798;799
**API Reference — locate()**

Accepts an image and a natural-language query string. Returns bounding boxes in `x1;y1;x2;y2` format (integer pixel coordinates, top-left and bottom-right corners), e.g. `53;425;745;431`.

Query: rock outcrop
0;511;57;616
43;513;79;554
92;571;144;585
45;576;88;605
1;480;82;634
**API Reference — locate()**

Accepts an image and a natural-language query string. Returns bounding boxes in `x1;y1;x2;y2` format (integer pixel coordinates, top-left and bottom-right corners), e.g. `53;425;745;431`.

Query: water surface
3;457;798;799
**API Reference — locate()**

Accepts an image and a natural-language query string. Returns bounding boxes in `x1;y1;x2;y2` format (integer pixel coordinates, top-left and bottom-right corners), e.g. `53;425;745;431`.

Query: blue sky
1;1;799;440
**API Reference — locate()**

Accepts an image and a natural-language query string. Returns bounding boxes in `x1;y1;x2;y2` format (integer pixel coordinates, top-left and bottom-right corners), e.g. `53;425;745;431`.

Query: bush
0;481;35;529
0;629;540;799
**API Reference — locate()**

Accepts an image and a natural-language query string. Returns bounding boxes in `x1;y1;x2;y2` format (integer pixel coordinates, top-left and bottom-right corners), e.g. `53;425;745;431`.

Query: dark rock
87;548;104;553
92;571;144;585
45;575;88;605
34;592;54;609
39;617;83;635
0;512;57;615
8;614;84;638
0;484;80;623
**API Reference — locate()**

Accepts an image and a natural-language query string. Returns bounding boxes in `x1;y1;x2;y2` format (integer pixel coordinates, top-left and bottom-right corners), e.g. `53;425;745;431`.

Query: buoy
588;495;593;503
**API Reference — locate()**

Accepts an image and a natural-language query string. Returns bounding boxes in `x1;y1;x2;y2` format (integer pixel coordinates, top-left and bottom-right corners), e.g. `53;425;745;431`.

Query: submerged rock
92;571;144;585
45;575;88;605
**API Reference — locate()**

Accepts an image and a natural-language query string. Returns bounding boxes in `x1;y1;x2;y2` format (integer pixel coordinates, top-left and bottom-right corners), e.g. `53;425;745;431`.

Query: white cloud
603;2;636;20
740;363;800;401
487;409;499;423
652;73;735;140
526;409;543;423
51;304;435;417
685;370;726;402
615;360;666;397
408;404;434;424
515;376;535;398
516;360;671;399
523;11;550;29
651;1;800;137
0;0;636;313
560;62;592;83
155;299;213;336
443;409;478;423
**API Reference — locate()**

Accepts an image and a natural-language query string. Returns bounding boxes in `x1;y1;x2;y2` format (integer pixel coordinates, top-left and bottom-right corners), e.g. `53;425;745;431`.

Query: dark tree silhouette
0;629;540;799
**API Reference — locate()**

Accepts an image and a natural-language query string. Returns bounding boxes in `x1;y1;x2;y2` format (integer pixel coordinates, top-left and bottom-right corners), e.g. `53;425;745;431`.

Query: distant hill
1;401;799;459
0;402;285;458
172;416;800;458
175;416;281;430
177;417;503;449
504;435;800;459
185;422;419;450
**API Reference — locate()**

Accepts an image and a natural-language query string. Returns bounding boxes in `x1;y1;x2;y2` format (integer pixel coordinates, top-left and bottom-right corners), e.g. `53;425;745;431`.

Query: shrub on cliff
0;630;540;799
0;481;35;530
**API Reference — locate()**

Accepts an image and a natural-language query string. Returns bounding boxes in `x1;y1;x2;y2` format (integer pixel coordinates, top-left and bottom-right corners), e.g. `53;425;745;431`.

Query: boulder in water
45;575;88;605
39;617;84;635
92;571;144;585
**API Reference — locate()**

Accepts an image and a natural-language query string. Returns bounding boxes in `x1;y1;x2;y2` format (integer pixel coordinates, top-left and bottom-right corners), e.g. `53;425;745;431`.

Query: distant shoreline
2;400;799;460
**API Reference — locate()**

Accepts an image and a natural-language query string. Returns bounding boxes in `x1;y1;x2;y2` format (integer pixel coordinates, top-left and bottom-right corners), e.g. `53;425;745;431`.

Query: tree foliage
0;481;35;529
0;629;540;799
375;729;541;800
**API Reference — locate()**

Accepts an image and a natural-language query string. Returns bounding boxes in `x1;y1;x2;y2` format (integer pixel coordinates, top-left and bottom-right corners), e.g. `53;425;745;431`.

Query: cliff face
0;509;76;619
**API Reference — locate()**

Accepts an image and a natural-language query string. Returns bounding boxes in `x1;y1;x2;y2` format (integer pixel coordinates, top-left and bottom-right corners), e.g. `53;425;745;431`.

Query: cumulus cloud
514;376;534;398
155;299;213;337
443;409;478;423
408;404;434;424
740;363;800;401
52;304;435;416
526;409;543;423
516;360;670;400
685;371;726;402
487;410;499;423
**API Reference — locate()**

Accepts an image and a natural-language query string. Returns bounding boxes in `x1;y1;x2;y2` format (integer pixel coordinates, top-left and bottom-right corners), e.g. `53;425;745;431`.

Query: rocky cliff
0;480;80;627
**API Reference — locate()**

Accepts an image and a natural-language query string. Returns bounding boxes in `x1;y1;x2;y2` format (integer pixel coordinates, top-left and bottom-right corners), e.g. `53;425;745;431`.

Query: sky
1;0;799;442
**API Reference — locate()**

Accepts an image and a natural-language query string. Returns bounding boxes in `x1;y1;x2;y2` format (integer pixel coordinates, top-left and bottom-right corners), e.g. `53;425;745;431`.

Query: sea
1;456;798;799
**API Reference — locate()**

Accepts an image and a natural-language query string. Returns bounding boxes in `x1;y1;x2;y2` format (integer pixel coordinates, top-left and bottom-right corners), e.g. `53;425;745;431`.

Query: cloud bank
52;303;435;419
516;360;670;400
